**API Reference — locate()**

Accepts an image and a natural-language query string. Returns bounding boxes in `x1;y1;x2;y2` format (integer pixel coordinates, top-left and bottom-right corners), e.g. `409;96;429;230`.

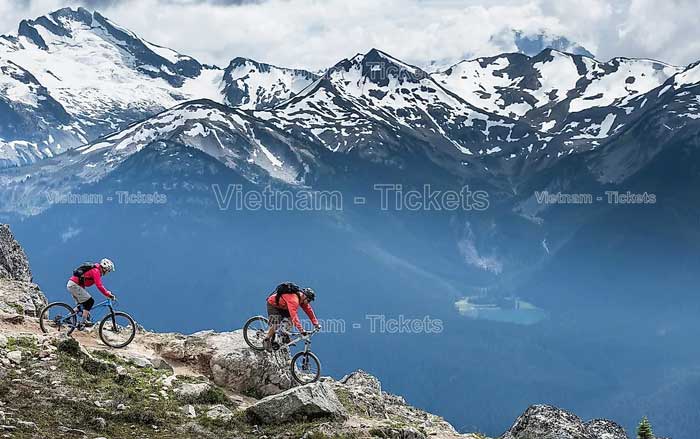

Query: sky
1;0;699;70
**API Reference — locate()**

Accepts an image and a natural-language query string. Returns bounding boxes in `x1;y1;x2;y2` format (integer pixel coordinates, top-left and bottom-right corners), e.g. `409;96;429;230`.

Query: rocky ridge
0;223;642;438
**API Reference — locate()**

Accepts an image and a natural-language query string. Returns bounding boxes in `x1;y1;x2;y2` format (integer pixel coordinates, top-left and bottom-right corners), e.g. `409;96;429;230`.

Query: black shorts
267;303;290;324
80;297;95;311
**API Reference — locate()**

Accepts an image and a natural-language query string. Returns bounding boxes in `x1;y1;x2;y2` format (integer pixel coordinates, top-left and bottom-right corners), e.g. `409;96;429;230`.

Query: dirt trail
0;316;200;377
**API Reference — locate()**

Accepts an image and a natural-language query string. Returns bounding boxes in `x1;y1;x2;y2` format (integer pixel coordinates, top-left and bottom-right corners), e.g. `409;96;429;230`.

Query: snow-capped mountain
222;57;318;110
425;29;594;72
0;7;217;164
1;6;700;208
261;48;539;174
0;7;318;167
0;57;81;167
432;50;681;125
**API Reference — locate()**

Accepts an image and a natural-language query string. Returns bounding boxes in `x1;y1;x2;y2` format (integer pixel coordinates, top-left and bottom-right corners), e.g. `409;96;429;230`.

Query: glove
108;293;117;301
314;324;321;331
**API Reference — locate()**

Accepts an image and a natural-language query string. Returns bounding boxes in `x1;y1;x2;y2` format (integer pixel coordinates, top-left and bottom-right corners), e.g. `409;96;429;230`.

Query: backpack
73;262;97;286
273;282;301;305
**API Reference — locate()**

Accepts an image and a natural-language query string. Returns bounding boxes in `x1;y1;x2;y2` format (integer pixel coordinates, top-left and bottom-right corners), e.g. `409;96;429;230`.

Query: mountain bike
243;315;322;385
39;298;137;348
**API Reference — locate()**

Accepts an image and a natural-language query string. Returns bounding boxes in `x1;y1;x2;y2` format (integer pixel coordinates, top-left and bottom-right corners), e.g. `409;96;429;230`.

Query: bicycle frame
68;298;117;327
275;326;319;353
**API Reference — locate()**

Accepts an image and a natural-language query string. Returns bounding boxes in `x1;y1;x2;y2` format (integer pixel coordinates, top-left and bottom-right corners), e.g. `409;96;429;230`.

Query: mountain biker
264;282;320;350
66;259;116;326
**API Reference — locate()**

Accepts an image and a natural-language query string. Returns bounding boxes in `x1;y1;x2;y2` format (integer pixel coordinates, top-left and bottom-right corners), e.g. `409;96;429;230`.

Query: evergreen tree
637;416;654;439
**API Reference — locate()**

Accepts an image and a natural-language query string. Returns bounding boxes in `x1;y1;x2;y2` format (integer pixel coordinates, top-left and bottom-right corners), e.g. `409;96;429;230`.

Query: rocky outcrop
0;224;46;317
584;419;629;439
0;225;32;282
335;369;386;418
245;381;347;424
332;369;464;438
143;329;293;397
501;404;628;439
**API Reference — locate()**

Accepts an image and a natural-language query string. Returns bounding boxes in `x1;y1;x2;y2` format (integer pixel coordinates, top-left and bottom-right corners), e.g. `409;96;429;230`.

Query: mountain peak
7;7;203;86
222;57;318;109
333;48;428;87
361;48;424;74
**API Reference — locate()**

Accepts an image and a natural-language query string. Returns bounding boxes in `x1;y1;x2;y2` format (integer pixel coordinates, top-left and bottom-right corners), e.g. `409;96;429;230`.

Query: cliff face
0;224;636;439
0;225;32;282
0;224;47;317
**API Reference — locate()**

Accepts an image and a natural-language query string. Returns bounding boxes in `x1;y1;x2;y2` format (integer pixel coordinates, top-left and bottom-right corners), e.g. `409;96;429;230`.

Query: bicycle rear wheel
243;316;269;351
99;311;136;348
290;351;321;385
38;302;77;334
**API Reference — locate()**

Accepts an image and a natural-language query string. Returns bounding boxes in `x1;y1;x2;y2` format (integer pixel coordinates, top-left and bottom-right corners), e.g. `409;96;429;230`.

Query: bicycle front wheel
38;302;77;334
290;351;321;385
99;311;137;348
243;316;269;351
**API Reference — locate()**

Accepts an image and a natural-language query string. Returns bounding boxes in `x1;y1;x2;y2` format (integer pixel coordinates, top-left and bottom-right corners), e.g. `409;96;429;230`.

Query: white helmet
100;258;115;273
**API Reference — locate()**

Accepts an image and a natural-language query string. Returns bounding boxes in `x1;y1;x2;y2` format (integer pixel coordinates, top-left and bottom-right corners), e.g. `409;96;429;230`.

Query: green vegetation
7;335;38;354
333;386;377;417
196;410;247;430
47;345;186;437
303;432;357;439
56;337;81;356
91;348;131;367
0;335;432;438
247;419;355;439
637;416;654;439
190;385;229;405
334;386;354;411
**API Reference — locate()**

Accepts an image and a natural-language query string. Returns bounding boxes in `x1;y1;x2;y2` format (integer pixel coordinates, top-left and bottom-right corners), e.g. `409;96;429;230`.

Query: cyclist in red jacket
66;258;116;326
264;283;320;350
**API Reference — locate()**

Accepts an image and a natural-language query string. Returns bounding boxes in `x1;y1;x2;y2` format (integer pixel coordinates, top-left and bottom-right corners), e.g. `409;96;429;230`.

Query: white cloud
1;0;699;70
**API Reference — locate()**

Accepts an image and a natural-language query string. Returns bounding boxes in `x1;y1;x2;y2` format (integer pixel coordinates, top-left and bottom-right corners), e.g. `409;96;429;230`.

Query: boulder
245;382;347;424
334;369;386;418
339;369;382;395
501;405;593;439
150;356;173;372
584;419;629;439
145;329;293;397
175;382;211;401
0;279;47;317
181;404;197;418
6;351;22;365
122;353;153;369
501;405;627;439
205;404;233;421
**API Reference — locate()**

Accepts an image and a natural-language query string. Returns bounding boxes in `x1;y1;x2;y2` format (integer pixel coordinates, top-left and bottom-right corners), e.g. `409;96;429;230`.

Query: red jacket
70;266;112;298
267;293;319;331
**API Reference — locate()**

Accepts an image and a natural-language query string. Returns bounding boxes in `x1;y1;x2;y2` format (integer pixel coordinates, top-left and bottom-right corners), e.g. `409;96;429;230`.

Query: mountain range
2;6;697;182
1;7;699;439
